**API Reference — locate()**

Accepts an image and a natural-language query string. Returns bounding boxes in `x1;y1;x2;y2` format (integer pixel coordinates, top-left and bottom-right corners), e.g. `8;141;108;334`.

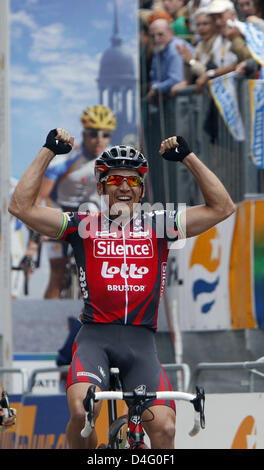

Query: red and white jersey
57;210;180;331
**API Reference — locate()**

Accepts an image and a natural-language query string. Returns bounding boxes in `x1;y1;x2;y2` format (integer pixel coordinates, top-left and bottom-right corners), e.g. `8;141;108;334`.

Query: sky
10;0;138;178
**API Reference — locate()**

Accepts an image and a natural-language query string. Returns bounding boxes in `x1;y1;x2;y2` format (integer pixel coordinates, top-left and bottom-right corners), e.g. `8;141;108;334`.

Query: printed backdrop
10;0;139;179
166;199;264;331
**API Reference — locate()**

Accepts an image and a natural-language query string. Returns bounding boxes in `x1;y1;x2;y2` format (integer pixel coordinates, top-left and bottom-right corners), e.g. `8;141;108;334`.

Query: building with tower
97;0;139;146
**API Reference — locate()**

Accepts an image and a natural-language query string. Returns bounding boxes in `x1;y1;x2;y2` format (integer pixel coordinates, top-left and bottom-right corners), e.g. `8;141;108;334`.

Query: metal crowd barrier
27;363;191;393
2;359;264;395
0;363;191;394
162;363;190;392
0;367;28;394
27;365;70;392
141;78;264;208
190;357;264;393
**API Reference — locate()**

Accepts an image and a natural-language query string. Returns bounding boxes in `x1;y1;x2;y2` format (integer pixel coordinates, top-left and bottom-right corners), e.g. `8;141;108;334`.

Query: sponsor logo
107;284;146;292
79;266;88;299
129;231;150;237
98;366;106;378
102;262;149;279
130;415;141;425
94;239;153;258
95;231;149;238
190;227;221;314
160;262;167;295
231;416;257;449
95;231;118;238
77;372;102;383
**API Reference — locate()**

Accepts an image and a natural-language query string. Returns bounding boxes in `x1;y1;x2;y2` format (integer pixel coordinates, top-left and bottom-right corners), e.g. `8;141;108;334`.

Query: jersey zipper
121;225;129;324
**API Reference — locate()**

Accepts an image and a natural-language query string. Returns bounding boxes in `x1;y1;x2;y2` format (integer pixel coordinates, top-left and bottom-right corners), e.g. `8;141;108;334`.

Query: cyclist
37;105;116;299
8;129;235;449
9;177;38;299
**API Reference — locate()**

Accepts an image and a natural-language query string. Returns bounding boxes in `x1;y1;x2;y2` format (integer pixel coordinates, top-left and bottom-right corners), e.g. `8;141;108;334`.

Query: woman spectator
171;8;218;92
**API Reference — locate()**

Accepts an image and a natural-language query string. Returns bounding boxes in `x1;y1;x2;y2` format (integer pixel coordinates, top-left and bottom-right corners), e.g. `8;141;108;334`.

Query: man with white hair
147;17;193;101
208;0;251;66
195;0;252;90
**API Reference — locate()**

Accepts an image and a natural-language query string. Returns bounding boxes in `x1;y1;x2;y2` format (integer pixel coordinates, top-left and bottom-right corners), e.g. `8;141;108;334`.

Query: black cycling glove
161;136;191;162
43;129;72;154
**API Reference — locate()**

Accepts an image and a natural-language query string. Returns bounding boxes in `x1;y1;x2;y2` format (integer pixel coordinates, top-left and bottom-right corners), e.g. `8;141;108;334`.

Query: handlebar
81;385;205;439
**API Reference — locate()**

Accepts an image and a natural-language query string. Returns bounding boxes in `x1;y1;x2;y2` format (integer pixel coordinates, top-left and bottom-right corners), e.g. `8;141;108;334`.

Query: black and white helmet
95;145;148;181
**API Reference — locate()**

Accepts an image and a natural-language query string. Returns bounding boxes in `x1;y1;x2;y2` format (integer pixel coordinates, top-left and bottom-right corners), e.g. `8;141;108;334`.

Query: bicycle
12;255;39;296
81;367;205;449
41;238;80;299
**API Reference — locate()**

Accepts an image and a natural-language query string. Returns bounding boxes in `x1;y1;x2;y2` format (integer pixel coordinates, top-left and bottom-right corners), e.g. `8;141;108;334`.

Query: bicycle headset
94;146;149;181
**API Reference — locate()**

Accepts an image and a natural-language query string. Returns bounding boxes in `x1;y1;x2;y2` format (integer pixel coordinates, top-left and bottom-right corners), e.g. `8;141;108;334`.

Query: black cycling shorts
66;323;175;411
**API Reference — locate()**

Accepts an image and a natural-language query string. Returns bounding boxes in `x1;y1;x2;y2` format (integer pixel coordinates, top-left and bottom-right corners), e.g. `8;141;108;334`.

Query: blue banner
208;74;245;142
248;80;264;169
243;22;264;67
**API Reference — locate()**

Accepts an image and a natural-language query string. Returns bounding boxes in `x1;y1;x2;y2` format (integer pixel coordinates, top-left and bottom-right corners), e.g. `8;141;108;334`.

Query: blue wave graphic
201;300;215;313
193;277;219;314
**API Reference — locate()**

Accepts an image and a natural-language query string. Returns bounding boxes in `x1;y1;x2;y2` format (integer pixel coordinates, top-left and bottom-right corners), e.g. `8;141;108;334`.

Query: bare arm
159;136;236;238
195;62;237;93
8;129;74;238
36;176;56;205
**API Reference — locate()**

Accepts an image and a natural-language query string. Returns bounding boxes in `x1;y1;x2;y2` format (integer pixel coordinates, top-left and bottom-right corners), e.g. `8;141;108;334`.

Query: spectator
140;0;154;7
253;0;264;19
235;0;263;77
140;18;154;97
162;0;186;19
185;0;213;42
147;17;194;102
236;0;255;19
162;0;190;40
244;0;264;31
174;8;218;86
208;0;252;66
139;0;165;22
195;0;253;91
148;9;173;23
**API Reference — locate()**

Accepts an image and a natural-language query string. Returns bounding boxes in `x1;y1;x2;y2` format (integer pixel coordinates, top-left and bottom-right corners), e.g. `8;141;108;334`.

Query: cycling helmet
95;145;148;181
80;105;116;131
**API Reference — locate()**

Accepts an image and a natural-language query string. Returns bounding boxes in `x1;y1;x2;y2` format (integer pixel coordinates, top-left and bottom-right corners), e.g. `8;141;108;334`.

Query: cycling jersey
45;145;100;211
57;209;181;331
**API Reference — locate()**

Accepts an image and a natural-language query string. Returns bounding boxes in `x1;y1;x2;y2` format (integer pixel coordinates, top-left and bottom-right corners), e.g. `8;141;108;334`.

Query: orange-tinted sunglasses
100;174;143;187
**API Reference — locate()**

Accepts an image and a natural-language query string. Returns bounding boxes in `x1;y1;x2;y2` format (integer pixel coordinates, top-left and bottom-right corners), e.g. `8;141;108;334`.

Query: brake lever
191;386;205;429
81;385;97;438
83;384;96;429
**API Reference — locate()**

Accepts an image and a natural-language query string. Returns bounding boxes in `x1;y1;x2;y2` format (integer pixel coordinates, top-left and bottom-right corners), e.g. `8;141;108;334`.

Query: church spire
111;0;122;47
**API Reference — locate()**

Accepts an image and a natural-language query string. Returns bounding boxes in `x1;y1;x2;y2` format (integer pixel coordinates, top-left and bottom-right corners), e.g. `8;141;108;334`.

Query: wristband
161;136;191;162
43;129;72;155
207;69;216;78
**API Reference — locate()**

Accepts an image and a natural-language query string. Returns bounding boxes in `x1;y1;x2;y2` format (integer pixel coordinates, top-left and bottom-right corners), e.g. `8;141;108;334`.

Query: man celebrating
9;129;235;449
